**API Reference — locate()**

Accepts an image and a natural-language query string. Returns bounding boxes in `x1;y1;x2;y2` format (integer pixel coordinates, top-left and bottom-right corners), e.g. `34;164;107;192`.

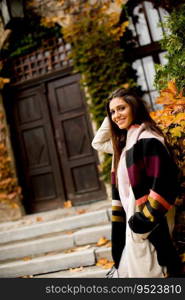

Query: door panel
63;115;92;159
48;74;105;204
8;72;106;212
22;127;50;168
72;164;100;193
55;81;83;113
13;84;66;212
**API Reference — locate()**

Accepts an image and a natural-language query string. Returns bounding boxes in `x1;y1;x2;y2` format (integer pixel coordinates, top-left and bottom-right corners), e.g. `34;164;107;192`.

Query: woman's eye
119;106;125;111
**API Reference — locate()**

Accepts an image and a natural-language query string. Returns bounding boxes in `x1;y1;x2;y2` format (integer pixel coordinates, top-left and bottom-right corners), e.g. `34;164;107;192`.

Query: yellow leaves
158;114;174;127
10;202;19;209
7;192;17;200
96;258;114;269
151;81;185;131
0;193;7;199
167;80;178;95
115;0;124;5
60;1;129;43
23;257;32;261
0;178;17;189
0;110;22;206
151;80;185;179
26;0;37;8
151;107;185;129
96;258;107;266
64;245;91;254
106;12;120;27
65;231;74;235
69;266;84;273
110;21;129;40
41;17;58;28
64;200;72;208
180;253;185;263
36;217;44;222
0;77;10;89
101;2;111;13
122;83;130;89
170;126;183;138
73;245;91;252
0;111;4;121
156;80;185;106
76;209;86;215
96;236;109;247
173;113;185;125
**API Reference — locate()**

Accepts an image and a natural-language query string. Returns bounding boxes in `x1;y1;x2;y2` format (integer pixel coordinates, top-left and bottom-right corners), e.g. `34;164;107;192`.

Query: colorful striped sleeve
127;138;178;233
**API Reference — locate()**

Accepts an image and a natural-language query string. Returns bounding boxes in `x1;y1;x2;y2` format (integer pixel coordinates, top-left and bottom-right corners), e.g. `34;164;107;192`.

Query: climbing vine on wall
154;4;185;94
151;81;185;265
0;80;22;213
1;13;61;60
152;3;185;265
151;81;185;188
40;0;139;182
153;3;185;210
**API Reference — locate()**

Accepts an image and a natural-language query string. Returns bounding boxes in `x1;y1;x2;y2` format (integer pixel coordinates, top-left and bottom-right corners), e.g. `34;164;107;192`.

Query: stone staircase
0;200;113;278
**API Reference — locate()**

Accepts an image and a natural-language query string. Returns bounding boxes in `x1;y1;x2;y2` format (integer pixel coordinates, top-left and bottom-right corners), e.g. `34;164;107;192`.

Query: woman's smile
109;97;133;129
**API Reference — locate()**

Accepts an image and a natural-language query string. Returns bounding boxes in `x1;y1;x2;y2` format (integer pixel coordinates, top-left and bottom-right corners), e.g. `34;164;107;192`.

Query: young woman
92;88;181;278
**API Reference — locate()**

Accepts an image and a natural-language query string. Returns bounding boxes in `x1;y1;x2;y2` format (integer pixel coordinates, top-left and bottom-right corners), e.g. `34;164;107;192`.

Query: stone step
0;209;111;244
0;246;112;278
34;265;108;278
0;224;111;261
0;200;111;231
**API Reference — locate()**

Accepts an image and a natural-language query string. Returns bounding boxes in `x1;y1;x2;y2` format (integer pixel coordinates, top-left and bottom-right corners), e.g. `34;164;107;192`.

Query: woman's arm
127;138;178;234
91;117;113;154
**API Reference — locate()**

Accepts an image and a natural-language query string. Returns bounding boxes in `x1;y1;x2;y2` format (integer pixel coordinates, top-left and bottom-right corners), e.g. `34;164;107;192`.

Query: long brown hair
106;88;164;176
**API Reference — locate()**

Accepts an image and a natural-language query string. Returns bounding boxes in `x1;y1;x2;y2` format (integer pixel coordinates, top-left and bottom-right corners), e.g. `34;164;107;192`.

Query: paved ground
0;199;111;232
0;199;113;278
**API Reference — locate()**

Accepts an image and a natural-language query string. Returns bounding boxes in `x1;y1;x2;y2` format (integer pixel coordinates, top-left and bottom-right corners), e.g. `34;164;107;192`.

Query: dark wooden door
12;84;66;212
8;73;106;212
48;74;105;204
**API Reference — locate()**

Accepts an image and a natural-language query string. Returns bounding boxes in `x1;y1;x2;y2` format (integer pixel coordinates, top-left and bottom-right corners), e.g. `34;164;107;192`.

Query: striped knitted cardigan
92;119;181;276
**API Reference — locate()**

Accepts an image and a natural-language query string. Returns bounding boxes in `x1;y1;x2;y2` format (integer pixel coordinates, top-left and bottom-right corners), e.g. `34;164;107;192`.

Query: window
127;1;169;110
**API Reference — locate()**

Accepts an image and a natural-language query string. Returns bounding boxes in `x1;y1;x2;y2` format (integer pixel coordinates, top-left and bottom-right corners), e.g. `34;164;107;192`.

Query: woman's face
109;97;133;130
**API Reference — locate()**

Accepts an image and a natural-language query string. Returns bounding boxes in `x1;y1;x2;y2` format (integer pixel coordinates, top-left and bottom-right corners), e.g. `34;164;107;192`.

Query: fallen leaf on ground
69;266;84;272
36;217;44;222
64;249;75;254
64;245;91;254
105;241;112;247
96;258;108;266
96;258;114;269
45;251;58;256
73;245;91;252
96;236;109;247
76;209;86;215
102;261;114;269
23;257;32;261
65;231;74;235
64;200;72;208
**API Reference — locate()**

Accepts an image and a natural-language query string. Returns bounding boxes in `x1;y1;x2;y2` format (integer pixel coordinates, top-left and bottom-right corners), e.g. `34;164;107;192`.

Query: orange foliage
151;81;185;205
0;77;10;89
